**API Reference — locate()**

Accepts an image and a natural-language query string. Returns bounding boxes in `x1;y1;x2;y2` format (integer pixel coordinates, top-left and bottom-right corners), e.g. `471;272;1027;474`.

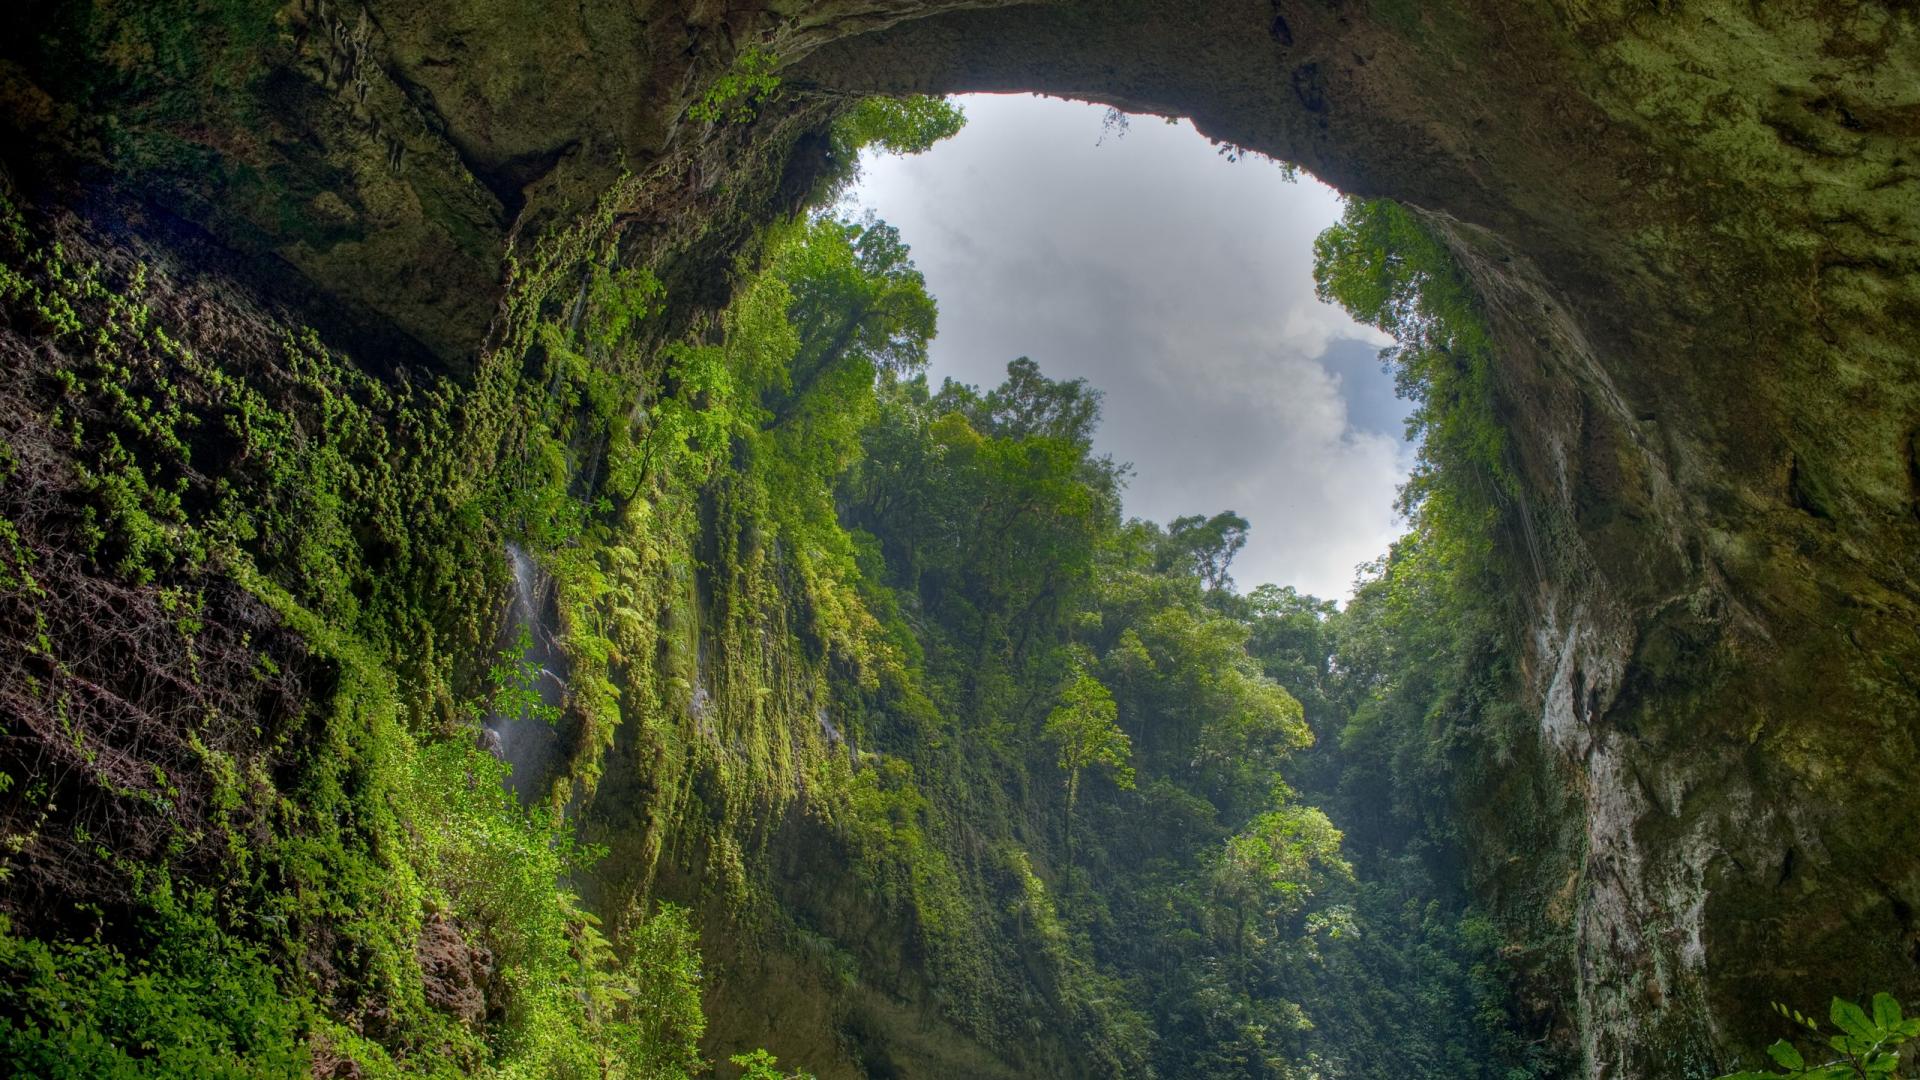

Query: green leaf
1765;1039;1805;1070
1871;992;1902;1031
1832;997;1876;1041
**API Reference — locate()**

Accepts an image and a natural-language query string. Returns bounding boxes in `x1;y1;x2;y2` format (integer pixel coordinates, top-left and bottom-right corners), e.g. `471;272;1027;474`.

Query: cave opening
844;92;1412;601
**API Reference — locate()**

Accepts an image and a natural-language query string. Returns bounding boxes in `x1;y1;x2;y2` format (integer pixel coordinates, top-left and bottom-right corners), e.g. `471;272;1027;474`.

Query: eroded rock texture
5;1;1917;1075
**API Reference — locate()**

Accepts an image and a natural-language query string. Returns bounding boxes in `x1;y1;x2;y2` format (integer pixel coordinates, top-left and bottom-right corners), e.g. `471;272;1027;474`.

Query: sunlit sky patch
849;93;1414;602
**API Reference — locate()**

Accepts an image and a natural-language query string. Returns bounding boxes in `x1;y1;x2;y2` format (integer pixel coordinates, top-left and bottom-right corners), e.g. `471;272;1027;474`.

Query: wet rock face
7;0;1918;1074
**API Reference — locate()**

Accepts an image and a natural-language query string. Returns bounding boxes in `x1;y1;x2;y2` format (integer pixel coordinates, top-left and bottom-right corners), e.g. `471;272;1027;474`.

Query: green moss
689;47;783;126
0;183;740;1076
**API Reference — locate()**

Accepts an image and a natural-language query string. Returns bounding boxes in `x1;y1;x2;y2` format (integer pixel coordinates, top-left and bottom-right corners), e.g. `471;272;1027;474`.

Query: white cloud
853;93;1412;601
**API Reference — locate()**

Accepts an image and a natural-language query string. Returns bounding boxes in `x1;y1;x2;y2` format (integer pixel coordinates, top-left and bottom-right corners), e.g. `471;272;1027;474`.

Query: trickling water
687;636;718;742
485;543;568;803
818;706;858;763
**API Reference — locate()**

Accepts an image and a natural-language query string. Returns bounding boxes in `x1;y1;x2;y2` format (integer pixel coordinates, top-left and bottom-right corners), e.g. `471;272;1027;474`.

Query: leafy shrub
730;1048;817;1080
0;889;308;1079
1717;995;1918;1080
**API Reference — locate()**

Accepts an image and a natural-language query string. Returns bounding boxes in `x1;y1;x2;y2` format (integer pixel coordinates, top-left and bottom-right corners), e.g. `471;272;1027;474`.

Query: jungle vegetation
11;86;1850;1079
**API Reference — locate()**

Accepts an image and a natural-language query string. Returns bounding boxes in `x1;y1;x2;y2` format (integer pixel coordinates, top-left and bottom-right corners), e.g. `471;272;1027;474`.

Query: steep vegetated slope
0;149;1551;1076
0;95;1519;1076
3;1;1919;1078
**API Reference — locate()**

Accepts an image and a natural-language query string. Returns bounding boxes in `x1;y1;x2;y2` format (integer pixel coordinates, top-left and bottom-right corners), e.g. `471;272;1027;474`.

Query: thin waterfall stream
484;542;568;802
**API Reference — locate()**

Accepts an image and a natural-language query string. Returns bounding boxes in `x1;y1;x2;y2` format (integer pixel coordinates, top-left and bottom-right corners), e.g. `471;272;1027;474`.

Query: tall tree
1044;669;1134;891
1162;510;1251;592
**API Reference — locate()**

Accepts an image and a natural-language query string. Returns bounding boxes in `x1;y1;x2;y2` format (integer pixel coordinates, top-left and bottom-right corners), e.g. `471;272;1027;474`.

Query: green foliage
730;1048;817;1080
594;904;708;1080
845;758;969;942
689;47;782;124
1164;195;1561;1079
483;625;563;727
0;110;1556;1080
1313;198;1509;548
1222;542;1553;1078
833;96;967;157
837;352;1379;1075
1044;669;1133;899
0;184;715;1080
821;95;967;199
952;355;1106;448
1717;996;1918;1080
1162;510;1251;592
1216;806;1351;924
0;893;308;1079
1044;671;1135;796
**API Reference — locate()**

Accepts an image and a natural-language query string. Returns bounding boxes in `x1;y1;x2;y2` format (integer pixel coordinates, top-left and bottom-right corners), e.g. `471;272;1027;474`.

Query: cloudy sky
847;93;1413;601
